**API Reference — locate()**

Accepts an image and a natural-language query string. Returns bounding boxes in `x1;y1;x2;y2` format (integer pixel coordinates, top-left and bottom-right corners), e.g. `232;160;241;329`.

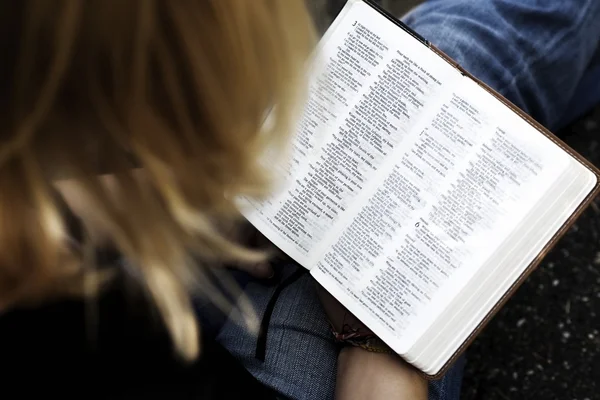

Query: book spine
362;0;430;48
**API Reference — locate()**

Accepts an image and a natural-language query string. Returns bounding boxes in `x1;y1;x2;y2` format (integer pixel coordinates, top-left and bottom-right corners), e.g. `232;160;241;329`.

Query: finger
235;261;274;279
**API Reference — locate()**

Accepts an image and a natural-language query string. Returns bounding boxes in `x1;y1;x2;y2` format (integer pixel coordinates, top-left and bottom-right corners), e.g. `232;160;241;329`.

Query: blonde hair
0;0;314;360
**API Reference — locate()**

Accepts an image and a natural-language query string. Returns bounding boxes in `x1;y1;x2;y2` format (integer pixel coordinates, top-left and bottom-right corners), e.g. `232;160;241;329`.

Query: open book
240;0;600;378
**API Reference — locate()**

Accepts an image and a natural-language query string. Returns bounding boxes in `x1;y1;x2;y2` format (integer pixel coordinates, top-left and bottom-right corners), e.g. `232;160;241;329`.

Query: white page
240;1;378;265
312;75;572;354
409;161;595;375
243;0;458;266
394;77;572;346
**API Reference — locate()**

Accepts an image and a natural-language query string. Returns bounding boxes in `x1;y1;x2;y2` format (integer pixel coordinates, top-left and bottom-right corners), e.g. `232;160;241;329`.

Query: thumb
236;261;275;279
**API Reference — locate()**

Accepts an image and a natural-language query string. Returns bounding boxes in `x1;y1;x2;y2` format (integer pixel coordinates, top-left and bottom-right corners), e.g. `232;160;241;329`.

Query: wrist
339;347;413;372
337;347;428;400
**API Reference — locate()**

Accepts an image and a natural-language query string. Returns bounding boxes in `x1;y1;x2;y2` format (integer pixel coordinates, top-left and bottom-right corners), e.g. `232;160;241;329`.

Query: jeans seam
495;0;597;95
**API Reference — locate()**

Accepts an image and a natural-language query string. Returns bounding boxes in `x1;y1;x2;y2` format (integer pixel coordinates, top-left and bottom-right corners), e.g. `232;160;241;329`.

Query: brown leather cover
420;44;600;380
357;0;600;380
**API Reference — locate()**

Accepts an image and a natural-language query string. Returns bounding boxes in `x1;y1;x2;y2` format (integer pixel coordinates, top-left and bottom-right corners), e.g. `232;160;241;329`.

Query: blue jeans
213;1;600;399
215;264;466;400
404;0;600;132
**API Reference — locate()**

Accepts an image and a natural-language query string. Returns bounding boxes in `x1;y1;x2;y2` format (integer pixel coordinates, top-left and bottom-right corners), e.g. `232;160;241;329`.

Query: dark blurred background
308;1;600;399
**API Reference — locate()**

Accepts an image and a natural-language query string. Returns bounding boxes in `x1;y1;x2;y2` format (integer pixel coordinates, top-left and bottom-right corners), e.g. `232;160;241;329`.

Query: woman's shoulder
0;270;275;399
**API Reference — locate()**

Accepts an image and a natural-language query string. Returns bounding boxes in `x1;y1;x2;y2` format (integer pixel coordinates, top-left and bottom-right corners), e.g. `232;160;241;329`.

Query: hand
315;283;377;341
225;220;277;279
315;284;428;400
336;347;428;400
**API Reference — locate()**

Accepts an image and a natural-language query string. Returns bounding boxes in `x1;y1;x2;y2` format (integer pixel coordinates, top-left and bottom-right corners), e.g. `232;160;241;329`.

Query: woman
0;0;314;397
2;0;599;399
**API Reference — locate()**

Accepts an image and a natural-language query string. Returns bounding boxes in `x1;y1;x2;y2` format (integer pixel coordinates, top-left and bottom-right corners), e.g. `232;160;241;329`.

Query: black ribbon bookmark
255;268;307;362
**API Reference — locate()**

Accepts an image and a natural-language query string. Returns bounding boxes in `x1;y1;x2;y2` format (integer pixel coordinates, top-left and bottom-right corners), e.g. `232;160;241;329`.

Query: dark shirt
0;194;276;399
0;269;276;399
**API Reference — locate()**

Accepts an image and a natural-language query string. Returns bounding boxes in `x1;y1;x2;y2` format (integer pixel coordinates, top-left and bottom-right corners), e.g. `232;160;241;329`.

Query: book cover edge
425;178;600;380
362;0;429;47
360;0;600;380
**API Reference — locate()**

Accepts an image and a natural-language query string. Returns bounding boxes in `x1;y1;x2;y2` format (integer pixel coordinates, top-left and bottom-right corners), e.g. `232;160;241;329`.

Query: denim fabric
402;0;600;132
217;265;338;400
214;1;600;399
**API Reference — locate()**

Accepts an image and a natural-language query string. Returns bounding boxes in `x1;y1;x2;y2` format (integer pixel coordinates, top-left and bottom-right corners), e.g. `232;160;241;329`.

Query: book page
312;76;571;353
242;1;459;265
407;159;596;374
